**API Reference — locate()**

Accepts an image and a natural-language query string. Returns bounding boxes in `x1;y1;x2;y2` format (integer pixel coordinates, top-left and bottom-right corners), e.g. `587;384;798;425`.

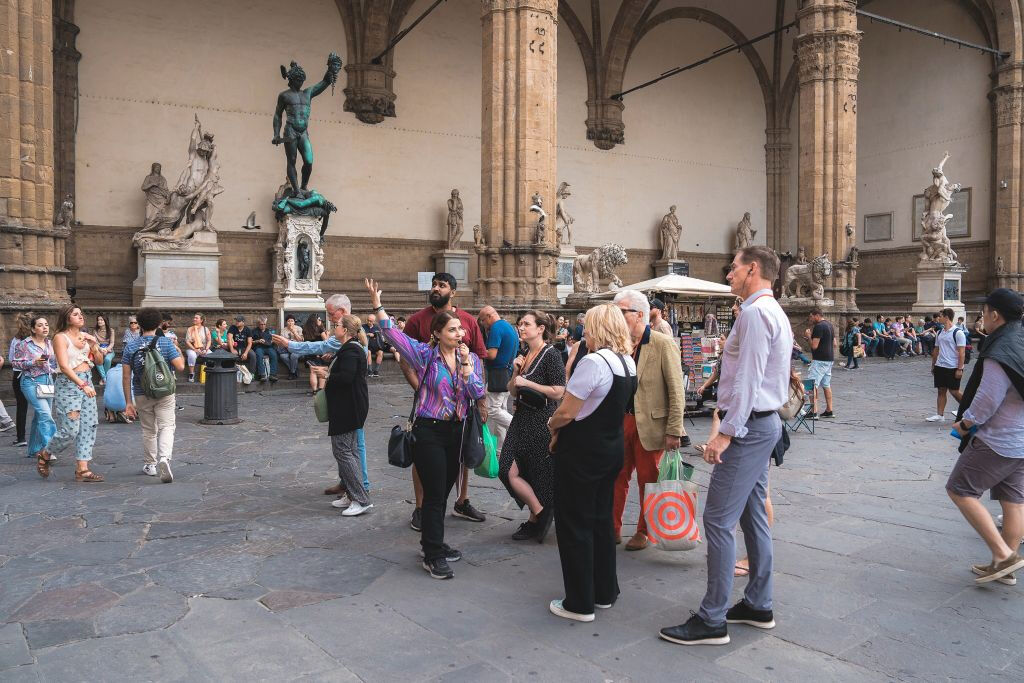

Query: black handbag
461;406;486;469
515;386;547;410
388;385;420;468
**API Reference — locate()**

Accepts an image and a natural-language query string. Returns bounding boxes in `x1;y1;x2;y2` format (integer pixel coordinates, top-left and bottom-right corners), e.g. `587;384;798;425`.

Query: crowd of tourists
3;244;1023;645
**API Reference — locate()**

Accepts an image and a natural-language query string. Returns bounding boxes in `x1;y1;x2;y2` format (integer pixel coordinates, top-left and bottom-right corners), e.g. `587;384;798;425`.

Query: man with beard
402;273;488;531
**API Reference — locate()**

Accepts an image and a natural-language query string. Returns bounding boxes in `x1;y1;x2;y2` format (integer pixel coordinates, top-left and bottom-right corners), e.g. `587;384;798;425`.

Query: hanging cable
611;22;796;100
372;0;448;65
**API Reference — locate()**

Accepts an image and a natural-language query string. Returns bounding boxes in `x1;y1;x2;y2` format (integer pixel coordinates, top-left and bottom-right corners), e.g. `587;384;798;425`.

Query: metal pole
857;9;1009;59
372;0;448;65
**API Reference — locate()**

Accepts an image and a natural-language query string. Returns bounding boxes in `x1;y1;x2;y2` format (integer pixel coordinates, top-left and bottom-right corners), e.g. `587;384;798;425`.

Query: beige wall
76;0;483;243
855;0;992;252
557;0;768;252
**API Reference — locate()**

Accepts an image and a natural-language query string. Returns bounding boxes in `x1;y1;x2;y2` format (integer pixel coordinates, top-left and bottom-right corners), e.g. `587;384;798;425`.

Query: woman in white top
47;305;104;482
546;304;637;623
185;313;212;382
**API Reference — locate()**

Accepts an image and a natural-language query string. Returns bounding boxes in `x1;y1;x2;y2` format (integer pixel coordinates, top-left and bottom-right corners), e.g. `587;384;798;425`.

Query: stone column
0;0;70;325
477;0;559;307
53;0;80;291
795;0;860;311
992;64;1024;292
764;126;791;250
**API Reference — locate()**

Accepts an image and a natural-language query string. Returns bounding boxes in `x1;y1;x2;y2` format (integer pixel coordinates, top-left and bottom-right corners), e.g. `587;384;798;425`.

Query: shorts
806;360;833;388
946;437;1024;503
933;366;961;390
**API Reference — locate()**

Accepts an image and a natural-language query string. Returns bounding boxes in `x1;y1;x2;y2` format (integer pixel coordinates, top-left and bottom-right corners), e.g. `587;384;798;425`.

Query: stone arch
629;7;776;128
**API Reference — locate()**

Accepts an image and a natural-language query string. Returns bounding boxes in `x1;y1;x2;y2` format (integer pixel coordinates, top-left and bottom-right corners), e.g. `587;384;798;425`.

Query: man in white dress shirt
661;245;792;646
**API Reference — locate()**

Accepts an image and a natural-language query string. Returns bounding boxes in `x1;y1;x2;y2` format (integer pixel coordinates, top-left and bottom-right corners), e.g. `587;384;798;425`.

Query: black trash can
200;349;241;425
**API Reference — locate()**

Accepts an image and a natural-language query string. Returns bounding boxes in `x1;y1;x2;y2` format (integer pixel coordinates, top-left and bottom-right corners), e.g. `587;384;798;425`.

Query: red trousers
613;413;664;538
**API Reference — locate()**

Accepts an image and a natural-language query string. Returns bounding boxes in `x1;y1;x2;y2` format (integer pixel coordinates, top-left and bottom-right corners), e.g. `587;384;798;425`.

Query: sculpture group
919;151;960;263
782;252;833;300
136;115;223;249
573;244;628;294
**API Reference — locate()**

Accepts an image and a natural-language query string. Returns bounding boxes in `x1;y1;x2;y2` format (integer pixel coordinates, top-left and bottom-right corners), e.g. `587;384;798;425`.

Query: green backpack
140;336;176;399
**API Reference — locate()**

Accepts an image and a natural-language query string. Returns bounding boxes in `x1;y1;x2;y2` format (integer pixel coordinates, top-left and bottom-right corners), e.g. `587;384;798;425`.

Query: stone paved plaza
0;356;1021;682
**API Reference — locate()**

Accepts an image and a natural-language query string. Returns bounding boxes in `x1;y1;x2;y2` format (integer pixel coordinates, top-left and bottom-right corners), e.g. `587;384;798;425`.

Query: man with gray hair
251;315;279;383
612;289;687;551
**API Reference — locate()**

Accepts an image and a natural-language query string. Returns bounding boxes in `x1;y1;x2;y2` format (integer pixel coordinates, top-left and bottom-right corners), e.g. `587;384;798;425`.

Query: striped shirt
379;318;485;421
11;338;57;379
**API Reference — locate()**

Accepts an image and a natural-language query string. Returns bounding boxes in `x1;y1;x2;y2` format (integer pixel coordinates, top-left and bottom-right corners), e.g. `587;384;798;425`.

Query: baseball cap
983;288;1024;321
650;298;666;311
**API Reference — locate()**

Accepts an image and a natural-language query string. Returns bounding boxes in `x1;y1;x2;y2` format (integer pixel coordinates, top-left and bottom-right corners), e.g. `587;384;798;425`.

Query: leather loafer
625;533;649;551
323;482;345;496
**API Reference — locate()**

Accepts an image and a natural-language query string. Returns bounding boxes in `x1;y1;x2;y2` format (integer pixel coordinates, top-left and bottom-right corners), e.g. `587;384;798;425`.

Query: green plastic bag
474;422;499;478
658;449;694;483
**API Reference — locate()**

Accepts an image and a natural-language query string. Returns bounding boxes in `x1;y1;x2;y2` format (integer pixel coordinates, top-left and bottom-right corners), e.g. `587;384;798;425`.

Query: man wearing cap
948;288;1024;585
402;273;489;530
649;299;674;337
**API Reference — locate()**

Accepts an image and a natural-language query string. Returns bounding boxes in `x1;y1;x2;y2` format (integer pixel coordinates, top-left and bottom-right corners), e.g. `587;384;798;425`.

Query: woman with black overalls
547;304;637;622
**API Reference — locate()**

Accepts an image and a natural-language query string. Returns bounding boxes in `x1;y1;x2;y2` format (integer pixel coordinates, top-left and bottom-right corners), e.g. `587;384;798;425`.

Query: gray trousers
699;413;779;627
331;431;371;506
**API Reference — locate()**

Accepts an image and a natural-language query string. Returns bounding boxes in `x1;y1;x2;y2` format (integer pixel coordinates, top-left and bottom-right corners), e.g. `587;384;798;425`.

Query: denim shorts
807;360;833;388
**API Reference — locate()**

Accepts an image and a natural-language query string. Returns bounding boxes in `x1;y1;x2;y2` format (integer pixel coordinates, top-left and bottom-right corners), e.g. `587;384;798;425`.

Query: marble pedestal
273;215;325;323
912;259;967;321
432;249;470;289
556;246;577;303
132;231;224;308
653;258;690;277
781;296;836;347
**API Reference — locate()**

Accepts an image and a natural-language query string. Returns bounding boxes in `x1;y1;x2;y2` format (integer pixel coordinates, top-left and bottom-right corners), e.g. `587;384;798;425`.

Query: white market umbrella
592;273;733;299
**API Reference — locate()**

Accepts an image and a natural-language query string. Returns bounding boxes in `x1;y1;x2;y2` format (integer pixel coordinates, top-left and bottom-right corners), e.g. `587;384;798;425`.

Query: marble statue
55;193;74;228
296;240;311;280
659;206;682;260
555;182;574;246
446;189;464;248
134;115;224;249
141;163;170;223
996;255;1006;275
796;246;808;264
734;211;755;250
848;245;860;264
572;243;628;294
272;53;343;195
919;151;961;263
530;192;547;244
783;253;833;300
473;224;485;248
272;189;337;243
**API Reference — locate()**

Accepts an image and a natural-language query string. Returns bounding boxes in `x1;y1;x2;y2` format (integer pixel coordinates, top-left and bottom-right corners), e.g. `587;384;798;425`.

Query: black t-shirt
811;320;834;362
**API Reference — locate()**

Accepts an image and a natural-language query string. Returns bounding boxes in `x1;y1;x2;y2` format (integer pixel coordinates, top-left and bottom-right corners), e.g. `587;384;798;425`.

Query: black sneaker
418;545;462;562
680;435;691;447
725;600;776;629
410;507;422;532
269;375;279;383
806;412;819;420
512;521;537;541
659;613;730;646
453;498;486;522
820;411;835;419
422;557;454;580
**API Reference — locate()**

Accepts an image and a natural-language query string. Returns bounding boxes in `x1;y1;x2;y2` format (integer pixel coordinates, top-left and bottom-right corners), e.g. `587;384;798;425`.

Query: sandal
75;469;104;483
734;561;749;577
36;451;50;478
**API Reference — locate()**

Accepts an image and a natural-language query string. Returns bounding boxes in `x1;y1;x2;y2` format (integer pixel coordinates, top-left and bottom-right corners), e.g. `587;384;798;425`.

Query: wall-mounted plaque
912;187;971;240
863;212;893;243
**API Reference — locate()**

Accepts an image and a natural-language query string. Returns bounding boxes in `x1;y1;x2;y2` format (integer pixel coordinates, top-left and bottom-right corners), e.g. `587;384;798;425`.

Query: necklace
522;342;544;373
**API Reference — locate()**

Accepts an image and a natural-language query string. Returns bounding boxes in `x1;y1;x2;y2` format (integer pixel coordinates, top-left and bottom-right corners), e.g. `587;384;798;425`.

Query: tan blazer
632;329;686;452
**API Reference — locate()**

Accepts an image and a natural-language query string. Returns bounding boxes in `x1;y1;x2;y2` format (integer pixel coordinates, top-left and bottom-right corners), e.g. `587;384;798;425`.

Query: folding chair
786;378;815;434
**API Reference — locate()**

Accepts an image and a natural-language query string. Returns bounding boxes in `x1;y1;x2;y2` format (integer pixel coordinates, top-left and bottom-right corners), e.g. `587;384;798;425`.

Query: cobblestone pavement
0;356;1021;681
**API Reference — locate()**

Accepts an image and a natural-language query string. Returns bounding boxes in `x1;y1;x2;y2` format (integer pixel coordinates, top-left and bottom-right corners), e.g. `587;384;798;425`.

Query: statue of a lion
782;253;832;300
573;243;628;293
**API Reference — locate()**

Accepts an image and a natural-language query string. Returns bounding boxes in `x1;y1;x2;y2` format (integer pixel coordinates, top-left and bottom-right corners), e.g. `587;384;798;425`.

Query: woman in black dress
499;310;566;543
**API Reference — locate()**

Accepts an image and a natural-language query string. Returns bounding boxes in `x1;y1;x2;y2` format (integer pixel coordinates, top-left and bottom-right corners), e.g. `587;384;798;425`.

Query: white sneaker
549;599;594;622
157;458;173;483
142;463;158;476
331;495;351;509
342;501;373;517
925;414;945;422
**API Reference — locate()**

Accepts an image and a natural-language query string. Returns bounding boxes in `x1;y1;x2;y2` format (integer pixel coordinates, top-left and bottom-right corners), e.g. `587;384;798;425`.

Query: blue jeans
357;428;370;491
21;374;56;457
253;345;278;378
277;349;300;375
96;350;114;379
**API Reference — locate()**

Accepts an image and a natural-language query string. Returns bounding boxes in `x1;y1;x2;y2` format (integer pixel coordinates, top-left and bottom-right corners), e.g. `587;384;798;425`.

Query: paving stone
94;585;189;637
0;622;32;669
716;636;889;682
10;584;120;623
34;541;137;567
146;550;263;595
259;590;339;612
145;520;249;540
31;630;194;681
430;660;511;683
22;619;95;650
256;547;388;596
